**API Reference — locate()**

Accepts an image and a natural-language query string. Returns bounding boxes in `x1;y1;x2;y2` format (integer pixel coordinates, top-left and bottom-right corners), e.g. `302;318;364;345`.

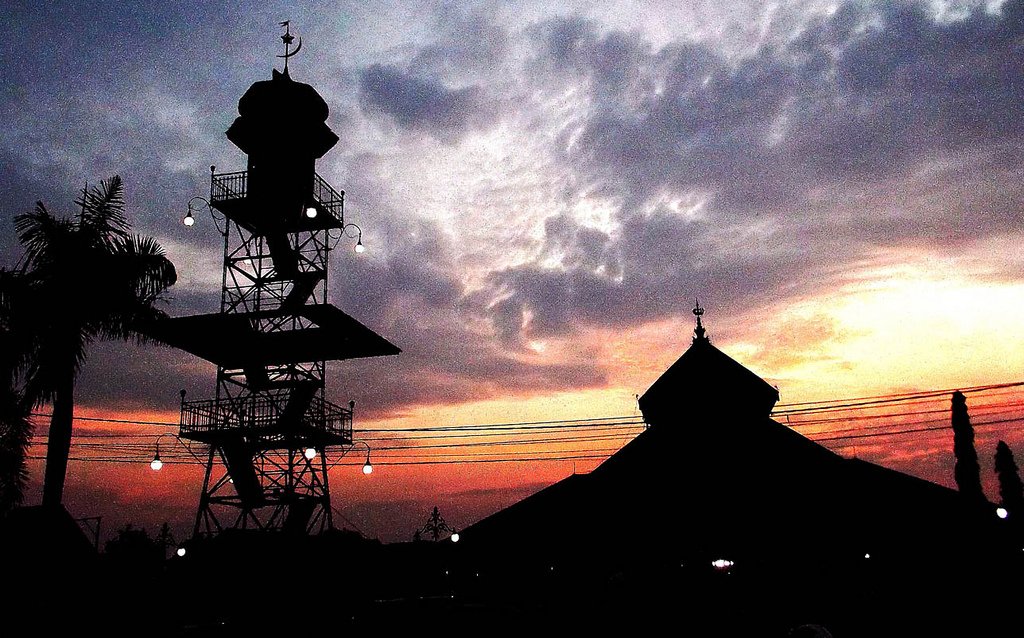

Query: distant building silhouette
457;304;1012;634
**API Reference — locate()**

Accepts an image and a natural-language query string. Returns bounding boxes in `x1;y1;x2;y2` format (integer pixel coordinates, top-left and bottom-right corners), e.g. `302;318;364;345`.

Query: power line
25;415;1024;467
31;381;1022;435
21;382;1023;467
770;381;1024;410
27;453;614;467
810;417;1024;443
30;413;178;427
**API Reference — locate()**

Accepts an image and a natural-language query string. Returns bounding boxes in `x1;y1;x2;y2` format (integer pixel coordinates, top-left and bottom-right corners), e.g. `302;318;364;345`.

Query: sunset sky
3;0;1024;542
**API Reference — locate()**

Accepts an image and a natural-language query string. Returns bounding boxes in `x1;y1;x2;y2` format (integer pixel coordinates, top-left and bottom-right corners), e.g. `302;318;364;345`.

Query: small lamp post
352;439;373;475
150;433;183;471
343;223;365;254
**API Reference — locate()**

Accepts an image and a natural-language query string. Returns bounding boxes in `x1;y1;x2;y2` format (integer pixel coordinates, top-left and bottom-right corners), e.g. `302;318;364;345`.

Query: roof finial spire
278;21;303;74
693;298;708;343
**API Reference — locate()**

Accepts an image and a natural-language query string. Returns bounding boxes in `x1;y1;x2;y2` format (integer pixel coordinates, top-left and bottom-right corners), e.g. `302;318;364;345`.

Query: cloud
473;1;1024;346
358;64;487;141
5;0;1024;423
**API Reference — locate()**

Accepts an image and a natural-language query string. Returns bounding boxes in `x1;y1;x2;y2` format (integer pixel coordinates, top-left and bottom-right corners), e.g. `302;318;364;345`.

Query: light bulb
362;461;373;475
305;206;318;219
304;447;317;460
150;457;163;471
183;212;195;227
355;240;365;254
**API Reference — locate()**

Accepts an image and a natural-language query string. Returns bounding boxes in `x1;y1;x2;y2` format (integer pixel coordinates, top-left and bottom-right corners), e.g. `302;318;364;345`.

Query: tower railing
210;170;344;226
312;172;345;224
180;394;353;444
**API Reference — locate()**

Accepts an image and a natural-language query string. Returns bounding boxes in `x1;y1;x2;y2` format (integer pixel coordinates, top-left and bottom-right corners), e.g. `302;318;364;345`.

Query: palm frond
13;202;75;272
91;233;177;344
76;175;130;246
116;234;178;303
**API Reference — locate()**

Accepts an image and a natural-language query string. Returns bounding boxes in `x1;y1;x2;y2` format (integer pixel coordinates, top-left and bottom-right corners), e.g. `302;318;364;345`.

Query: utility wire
24;415;1024;466
21;382;1023;467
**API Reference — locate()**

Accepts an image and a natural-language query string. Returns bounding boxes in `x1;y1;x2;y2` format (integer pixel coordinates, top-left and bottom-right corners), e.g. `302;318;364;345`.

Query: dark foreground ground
5;523;1023;637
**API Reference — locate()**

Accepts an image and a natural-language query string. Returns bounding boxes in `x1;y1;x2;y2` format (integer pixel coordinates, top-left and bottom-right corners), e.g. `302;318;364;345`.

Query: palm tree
1;176;176;507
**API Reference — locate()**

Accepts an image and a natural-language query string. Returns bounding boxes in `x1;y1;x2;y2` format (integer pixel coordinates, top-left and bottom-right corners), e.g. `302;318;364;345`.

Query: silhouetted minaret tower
155;26;399;537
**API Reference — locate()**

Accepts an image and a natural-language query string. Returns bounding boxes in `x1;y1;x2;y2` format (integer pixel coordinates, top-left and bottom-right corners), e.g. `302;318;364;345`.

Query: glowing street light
176;547;187;557
305;205;318;219
150;432;178;471
450;530;460;543
711;558;734;570
997;507;1009;519
181;178;227;235
353;438;373;475
343;223;365;254
149;430;204;472
304;447;317;460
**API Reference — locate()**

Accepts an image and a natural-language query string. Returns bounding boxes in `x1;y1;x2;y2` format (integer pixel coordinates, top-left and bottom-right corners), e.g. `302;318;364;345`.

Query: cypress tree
951;391;984;500
994;440;1024;514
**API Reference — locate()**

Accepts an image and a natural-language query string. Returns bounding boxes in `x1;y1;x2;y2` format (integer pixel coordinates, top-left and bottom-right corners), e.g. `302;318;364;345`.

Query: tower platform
150;304;400;368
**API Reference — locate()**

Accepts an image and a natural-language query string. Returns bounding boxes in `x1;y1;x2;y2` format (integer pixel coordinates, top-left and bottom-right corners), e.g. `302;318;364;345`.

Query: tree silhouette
0;176;176;507
104;523;162;566
0;383;32;515
994;440;1024;515
0;270;36;514
951;391;984;501
154;522;175;559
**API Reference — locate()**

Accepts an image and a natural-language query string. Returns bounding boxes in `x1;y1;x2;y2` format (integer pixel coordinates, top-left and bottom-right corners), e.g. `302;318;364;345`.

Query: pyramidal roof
638;305;779;423
460;302;999;577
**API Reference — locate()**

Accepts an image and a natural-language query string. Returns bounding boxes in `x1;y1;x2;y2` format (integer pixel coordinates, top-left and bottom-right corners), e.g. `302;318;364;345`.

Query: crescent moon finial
278;21;302;72
278;38;302;60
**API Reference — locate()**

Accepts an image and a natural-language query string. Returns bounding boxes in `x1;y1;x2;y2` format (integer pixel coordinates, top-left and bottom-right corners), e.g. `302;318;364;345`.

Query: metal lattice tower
155;45;399;537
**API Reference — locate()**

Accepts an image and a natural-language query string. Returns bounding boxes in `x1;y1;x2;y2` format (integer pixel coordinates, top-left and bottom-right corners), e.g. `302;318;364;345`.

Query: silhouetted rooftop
150;304;400;367
638;336;780;422
463;315;1002;573
226;68;339;158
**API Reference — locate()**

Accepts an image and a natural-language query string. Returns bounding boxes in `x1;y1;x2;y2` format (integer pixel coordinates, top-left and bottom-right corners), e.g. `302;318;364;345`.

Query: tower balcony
179;393;353;448
210;170;345;234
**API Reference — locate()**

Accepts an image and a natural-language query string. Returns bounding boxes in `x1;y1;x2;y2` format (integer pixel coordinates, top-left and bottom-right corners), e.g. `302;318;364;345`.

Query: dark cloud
484;208;829;346
326;243;609;416
73;340;214;413
358;64;486;141
552;2;1024;201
